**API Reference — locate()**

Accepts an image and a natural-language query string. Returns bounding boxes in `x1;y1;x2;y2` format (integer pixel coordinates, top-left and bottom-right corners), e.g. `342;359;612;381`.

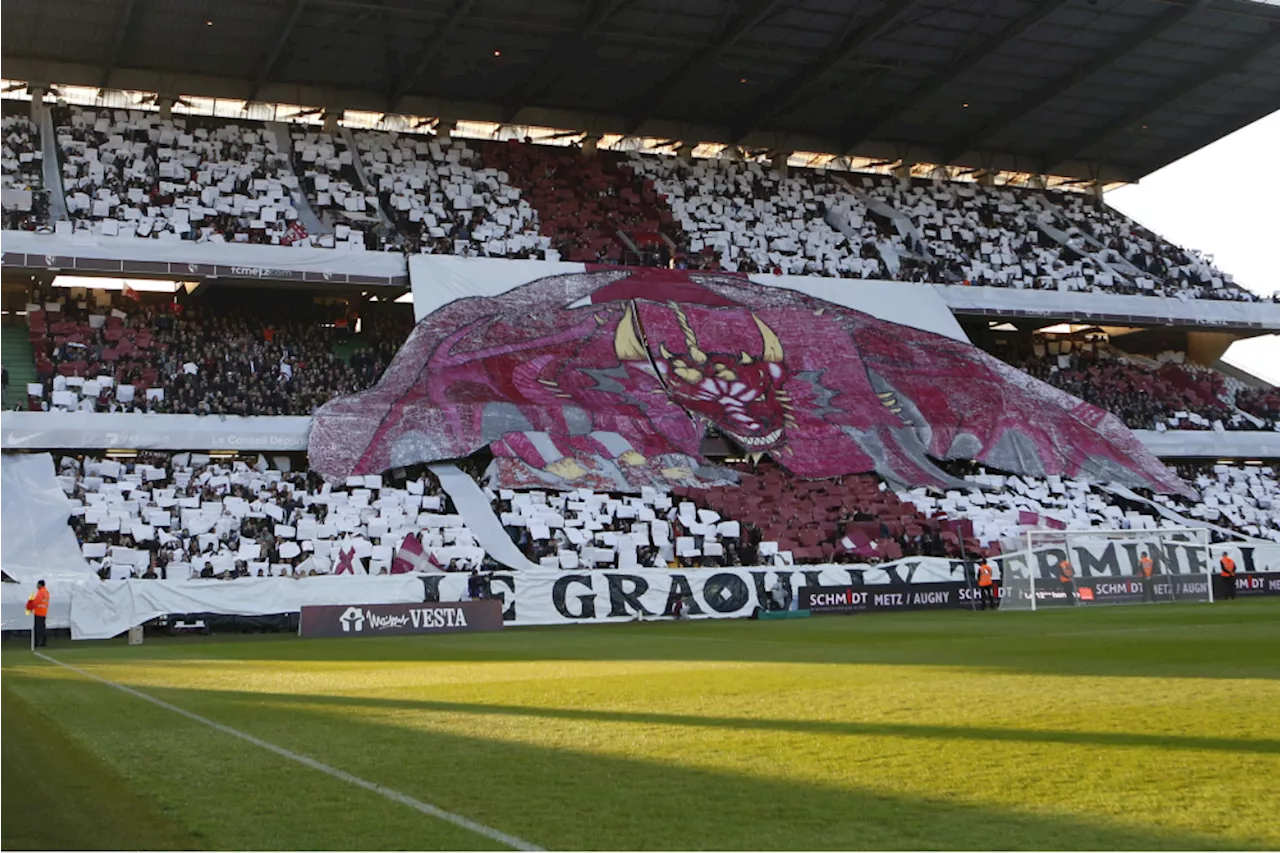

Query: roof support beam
837;0;1068;154
725;0;918;143
246;0;309;104
501;0;634;122
937;0;1213;165
387;0;477;113
1042;24;1280;173
99;0;139;89
623;0;790;136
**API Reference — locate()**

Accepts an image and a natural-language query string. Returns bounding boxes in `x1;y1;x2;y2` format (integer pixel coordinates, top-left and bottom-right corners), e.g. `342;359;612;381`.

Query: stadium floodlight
999;527;1213;611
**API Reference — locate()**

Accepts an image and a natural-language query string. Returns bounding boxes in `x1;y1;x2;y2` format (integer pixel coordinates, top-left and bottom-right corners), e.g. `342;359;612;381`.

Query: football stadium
2;0;1279;849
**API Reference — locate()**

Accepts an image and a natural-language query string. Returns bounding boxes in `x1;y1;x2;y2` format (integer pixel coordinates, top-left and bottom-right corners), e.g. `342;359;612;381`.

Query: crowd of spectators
683;461;996;565
1236;387;1280;430
22;288;413;415
53;106;307;244
1012;343;1253;432
290;127;393;251
901;459;1280;546
61;452;488;580
355;131;545;258
495;484;748;570
487;141;690;267
1165;463;1280;542
1053;192;1253;301
1;114;41;186
626;154;886;277
16;283;1275;444
62;449;1278;584
1;111;49;231
858;175;1263;301
2;103;1272;302
863;176;1092;289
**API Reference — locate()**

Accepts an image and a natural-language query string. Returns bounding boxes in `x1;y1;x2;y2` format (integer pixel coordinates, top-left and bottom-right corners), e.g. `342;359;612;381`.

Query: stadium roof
3;0;1279;183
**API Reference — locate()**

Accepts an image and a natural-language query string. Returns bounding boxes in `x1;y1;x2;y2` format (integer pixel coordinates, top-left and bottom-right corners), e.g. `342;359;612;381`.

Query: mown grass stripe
33;651;544;852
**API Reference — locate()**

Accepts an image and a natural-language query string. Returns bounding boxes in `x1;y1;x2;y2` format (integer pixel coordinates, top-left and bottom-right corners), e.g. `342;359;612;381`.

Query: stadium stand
677;466;946;564
495;483;749;569
484;141;688;266
4;101;1262;304
58;451;1280;582
1051;192;1250;301
53;105;305;244
907;462;1280;547
356;131;545;258
1169;463;1280;542
13;284;1278;446
289;127;393;250
1012;348;1245;432
57;452;488;579
626;153;886;276
22;289;412;415
1237;387;1280;430
1;107;46;231
830;172;1257;301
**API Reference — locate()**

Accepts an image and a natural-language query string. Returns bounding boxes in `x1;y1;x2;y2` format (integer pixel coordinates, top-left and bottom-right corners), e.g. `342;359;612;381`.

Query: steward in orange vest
1219;555;1237;601
1058;559;1077;606
1139;553;1156;603
976;560;997;611
25;580;50;648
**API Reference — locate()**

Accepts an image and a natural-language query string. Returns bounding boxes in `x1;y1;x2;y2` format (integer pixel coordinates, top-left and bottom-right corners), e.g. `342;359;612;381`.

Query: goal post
999;527;1213;611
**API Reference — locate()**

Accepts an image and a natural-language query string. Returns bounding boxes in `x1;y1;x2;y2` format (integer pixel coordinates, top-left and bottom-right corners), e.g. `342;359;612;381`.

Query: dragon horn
753;313;784;363
669;301;707;364
614;303;648;362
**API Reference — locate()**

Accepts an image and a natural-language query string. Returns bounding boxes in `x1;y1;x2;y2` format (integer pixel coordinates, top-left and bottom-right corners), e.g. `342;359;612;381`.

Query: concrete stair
1;322;37;409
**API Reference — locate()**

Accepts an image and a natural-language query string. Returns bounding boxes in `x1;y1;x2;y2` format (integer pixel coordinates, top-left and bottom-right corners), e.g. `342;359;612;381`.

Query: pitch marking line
34;652;544;852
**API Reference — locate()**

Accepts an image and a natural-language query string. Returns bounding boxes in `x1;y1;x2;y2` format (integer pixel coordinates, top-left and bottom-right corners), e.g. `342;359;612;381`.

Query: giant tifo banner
309;258;1189;497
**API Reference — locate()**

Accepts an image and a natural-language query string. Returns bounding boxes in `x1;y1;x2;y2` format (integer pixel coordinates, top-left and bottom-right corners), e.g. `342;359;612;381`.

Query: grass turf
3;600;1279;851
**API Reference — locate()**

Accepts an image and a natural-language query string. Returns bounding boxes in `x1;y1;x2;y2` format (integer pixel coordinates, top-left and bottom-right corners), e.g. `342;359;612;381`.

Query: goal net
999;528;1214;611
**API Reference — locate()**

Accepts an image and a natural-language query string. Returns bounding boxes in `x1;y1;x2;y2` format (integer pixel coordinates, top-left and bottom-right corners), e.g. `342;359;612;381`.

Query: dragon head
615;302;793;452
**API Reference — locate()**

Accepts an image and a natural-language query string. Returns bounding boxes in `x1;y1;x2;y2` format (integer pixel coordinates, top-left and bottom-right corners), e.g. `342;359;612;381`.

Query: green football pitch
4;600;1279;851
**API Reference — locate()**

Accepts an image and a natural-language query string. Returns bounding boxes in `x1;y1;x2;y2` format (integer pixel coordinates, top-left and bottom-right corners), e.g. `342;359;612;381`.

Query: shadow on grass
210;689;1280;757
1;684;202;851
117;679;1271;851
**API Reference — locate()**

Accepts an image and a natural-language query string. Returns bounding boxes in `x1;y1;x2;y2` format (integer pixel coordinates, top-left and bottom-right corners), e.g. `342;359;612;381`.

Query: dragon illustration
309;267;1190;497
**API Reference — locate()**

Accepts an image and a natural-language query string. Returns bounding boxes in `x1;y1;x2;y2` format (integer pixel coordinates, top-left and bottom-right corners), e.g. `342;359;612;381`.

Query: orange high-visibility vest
1140;557;1153;578
977;564;993;587
26;587;49;618
1220;556;1236;577
1059;561;1073;582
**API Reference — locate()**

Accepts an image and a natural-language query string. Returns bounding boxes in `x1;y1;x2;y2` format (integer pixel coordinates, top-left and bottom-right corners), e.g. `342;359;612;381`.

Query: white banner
407;255;968;341
462;562;965;625
1209;542;1280;573
62;560;970;638
65;539;1280;639
0;229;408;280
68;575;427;640
2;582;73;631
1;452;95;585
938;284;1280;331
1129;430;1280;459
1;412;312;451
